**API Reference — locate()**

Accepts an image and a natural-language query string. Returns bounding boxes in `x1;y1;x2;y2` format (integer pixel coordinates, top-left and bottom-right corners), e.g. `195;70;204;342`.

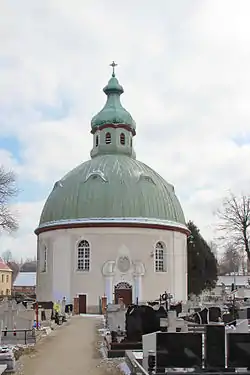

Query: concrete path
17;315;111;375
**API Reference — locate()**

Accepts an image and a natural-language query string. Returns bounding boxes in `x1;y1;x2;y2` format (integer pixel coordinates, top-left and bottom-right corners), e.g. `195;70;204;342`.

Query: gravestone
106;304;126;332
0;300;34;331
236;319;248;333
167;311;187;332
167;311;177;332
61;298;66;317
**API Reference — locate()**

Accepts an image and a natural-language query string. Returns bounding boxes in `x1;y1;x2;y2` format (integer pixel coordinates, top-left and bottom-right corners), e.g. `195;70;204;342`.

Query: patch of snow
119;361;131;375
132;351;143;360
80;314;104;318
0;364;7;374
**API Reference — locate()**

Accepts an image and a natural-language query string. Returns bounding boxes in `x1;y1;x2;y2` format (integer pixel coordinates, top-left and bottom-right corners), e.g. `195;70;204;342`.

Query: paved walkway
17;315;109;375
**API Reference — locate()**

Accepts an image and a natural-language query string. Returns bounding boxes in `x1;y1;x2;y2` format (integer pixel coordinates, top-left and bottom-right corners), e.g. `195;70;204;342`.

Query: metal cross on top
110;61;117;77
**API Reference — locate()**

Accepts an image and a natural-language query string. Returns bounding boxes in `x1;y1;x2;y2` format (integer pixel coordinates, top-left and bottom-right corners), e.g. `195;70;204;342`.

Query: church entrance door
114;282;132;306
79;294;87;314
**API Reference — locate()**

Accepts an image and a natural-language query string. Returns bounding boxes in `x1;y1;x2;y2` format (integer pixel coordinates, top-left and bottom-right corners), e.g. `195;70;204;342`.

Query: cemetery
0;296;70;373
97;291;250;375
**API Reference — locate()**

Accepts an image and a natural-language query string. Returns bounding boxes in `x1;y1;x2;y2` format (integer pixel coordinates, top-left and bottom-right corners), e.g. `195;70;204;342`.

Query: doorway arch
114;282;132;305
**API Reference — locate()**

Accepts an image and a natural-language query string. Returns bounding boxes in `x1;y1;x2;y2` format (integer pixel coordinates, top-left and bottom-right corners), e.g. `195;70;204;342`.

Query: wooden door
79;294;87;314
73;297;79;315
115;289;132;306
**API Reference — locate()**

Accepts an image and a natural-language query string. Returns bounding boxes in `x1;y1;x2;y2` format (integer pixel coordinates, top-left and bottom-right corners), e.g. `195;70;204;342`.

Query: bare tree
217;192;250;264
208;241;218;259
218;244;242;275
7;261;20;283
2;249;12;263
0;166;18;233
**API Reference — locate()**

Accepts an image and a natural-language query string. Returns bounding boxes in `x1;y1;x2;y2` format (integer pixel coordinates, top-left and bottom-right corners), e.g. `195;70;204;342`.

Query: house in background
0;258;12;296
13;272;36;297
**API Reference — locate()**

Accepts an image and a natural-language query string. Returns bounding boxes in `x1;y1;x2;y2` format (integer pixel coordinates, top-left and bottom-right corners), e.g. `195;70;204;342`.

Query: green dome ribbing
39;155;185;226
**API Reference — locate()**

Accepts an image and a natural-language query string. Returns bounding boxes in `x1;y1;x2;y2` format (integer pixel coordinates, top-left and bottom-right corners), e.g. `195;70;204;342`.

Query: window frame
95;134;99;147
41;244;47;273
105;132;111;144
154;242;167;272
120;133;125;145
77;240;91;272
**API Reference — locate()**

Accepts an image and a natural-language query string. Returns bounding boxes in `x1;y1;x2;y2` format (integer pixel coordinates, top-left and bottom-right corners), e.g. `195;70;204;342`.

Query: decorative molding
84;170;107;183
35;217;189;236
117;256;131;273
102;260;116;276
91;123;136;136
114;281;132;290
53;181;63;190
117;244;130;257
137;174;156;185
133;261;145;276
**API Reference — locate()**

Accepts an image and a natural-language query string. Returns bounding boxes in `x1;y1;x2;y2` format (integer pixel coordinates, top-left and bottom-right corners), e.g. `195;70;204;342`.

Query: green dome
91;76;136;131
39;155;185;227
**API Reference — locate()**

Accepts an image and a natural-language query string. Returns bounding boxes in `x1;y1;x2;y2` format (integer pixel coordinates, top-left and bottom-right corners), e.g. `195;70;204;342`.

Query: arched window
95;135;99;147
77;240;90;271
105;132;111;144
120;133;125;145
44;246;47;272
41;244;47;273
155;242;166;272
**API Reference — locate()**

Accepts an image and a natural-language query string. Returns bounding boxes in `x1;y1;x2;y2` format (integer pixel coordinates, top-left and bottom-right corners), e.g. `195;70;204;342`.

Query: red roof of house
0;258;12;271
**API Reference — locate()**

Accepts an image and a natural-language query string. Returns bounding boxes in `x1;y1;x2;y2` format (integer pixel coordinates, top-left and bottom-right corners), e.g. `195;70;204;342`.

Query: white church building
35;64;189;313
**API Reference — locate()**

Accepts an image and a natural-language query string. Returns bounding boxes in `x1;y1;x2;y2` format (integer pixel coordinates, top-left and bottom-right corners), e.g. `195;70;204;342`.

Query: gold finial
110;61;117;77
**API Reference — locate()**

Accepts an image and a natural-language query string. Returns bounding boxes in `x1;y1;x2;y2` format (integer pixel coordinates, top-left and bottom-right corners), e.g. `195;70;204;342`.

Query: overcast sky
1;0;250;259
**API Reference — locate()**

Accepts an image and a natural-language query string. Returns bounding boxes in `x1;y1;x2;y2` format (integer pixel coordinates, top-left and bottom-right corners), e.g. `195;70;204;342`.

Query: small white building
35;67;189;313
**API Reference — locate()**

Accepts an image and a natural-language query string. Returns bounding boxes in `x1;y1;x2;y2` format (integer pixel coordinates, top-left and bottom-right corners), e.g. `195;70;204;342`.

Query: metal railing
1;328;35;345
125;351;149;375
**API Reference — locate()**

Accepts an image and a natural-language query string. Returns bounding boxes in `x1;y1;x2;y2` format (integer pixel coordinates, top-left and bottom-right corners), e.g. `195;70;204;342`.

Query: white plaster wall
36;236;54;302
37;226;187;308
52;231;71;303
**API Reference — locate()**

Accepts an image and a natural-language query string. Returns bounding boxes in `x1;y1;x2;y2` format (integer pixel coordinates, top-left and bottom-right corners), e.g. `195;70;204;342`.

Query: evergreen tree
187;221;218;295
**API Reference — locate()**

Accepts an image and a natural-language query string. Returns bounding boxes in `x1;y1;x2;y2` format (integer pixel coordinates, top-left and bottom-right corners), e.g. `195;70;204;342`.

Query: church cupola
90;62;136;158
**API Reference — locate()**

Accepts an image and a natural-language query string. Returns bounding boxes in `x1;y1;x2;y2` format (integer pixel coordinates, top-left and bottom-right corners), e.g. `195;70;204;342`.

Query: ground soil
16;315;121;375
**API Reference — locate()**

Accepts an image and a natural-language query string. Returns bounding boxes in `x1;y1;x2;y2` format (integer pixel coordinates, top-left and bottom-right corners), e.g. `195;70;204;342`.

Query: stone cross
167;310;188;332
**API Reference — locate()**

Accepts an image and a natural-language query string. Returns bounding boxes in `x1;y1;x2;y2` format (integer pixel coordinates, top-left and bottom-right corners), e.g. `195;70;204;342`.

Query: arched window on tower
155;242;166;272
77;240;90;271
96;135;99;147
105;132;111;144
120;133;125;145
40;244;47;273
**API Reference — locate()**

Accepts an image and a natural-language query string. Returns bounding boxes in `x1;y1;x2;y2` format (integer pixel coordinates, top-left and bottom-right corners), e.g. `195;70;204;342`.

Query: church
35;63;189;313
